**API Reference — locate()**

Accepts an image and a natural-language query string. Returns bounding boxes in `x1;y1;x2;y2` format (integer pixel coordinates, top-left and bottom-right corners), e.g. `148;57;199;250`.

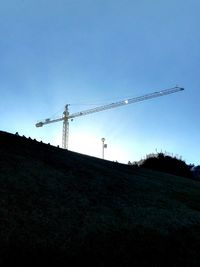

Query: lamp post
101;138;107;159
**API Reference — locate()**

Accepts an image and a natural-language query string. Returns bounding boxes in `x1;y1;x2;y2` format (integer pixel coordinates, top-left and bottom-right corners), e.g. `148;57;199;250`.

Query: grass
0;130;200;266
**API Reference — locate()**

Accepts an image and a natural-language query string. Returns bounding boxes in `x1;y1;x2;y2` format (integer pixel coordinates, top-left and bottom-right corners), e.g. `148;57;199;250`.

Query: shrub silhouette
140;153;193;178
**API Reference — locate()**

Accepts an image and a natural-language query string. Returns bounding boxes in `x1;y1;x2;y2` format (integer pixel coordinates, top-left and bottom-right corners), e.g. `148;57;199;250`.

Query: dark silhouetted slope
1;131;200;266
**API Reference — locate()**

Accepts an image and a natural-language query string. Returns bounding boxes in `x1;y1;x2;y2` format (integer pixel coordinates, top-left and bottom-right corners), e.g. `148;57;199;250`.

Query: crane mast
62;105;69;149
36;86;184;149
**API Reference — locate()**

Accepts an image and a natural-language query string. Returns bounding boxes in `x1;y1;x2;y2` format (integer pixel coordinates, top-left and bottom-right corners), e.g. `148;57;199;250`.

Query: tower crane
35;86;184;149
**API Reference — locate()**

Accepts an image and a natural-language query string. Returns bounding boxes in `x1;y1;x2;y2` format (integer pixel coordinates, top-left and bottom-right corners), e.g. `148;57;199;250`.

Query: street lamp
101;138;107;159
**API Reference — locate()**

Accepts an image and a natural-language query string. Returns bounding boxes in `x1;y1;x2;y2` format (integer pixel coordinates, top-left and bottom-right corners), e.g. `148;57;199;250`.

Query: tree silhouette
140;153;193;179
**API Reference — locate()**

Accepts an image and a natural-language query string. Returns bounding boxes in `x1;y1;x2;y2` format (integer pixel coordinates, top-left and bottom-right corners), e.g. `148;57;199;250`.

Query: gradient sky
1;0;199;164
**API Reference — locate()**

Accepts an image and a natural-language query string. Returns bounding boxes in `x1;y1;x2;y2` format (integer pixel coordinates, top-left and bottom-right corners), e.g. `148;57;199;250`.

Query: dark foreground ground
0;131;200;266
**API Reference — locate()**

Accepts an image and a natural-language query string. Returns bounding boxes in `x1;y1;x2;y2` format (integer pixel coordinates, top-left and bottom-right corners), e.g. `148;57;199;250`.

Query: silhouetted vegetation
140;153;194;179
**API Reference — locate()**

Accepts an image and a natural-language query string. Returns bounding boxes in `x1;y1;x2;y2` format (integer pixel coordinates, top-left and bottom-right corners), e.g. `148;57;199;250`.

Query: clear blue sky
1;0;199;165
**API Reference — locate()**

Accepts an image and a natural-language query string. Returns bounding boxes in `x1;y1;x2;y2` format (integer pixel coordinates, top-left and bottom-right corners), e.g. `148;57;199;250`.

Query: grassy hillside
0;131;200;266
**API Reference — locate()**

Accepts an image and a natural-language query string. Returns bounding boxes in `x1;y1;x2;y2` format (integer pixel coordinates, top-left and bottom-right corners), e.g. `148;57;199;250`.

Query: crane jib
68;86;184;119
